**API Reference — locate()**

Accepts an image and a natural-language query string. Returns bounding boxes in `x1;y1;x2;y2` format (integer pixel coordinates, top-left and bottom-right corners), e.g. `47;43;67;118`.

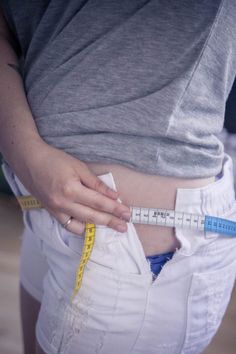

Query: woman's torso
1;0;232;255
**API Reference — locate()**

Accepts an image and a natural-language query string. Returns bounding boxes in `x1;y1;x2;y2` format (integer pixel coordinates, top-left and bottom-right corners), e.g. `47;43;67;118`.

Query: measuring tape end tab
16;195;43;210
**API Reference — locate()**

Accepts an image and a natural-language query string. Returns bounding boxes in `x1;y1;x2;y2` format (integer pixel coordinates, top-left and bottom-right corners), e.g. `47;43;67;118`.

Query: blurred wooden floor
0;194;235;354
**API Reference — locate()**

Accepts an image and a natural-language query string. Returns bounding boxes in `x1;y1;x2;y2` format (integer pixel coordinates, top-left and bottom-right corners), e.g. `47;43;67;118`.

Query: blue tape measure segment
204;215;236;237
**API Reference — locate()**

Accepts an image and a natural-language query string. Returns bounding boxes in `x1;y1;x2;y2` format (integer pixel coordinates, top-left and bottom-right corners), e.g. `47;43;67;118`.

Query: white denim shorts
2;153;236;354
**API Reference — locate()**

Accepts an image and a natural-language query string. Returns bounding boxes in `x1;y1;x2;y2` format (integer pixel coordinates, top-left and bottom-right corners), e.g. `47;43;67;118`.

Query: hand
14;139;131;235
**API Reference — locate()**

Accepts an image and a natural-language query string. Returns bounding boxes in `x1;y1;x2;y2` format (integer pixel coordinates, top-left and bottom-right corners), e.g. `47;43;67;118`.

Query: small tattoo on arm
7;63;21;75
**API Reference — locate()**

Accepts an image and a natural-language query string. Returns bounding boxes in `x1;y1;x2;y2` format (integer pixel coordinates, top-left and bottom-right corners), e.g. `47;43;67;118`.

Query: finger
79;168;119;200
48;209;86;236
71;183;131;220
65;218;86;236
63;202;128;233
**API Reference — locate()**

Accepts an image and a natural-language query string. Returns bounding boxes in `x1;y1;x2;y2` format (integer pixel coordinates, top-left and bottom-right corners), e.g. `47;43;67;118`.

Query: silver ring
62;216;73;229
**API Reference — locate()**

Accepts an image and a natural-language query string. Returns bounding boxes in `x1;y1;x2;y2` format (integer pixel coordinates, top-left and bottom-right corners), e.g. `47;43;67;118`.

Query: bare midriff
86;161;216;257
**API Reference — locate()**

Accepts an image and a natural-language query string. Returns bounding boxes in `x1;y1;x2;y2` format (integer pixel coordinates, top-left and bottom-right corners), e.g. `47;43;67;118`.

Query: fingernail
108;188;118;197
121;212;131;221
116;224;127;233
109;188;118;194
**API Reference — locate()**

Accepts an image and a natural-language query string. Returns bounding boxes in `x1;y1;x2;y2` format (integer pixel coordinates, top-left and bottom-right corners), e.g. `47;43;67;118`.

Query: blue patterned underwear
146;251;174;278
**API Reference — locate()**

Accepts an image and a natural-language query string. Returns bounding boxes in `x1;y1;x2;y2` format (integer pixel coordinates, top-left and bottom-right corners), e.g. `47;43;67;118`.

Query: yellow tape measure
16;195;43;209
72;223;95;299
16;195;96;300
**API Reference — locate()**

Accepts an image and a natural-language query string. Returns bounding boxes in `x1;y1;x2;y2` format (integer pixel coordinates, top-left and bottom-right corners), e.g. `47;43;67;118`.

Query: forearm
0;16;44;173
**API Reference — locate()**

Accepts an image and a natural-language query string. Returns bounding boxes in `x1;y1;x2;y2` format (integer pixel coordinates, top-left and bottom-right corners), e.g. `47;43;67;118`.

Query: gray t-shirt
1;0;236;178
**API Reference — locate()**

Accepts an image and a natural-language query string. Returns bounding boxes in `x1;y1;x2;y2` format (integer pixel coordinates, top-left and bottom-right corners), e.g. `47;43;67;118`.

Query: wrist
2;133;47;175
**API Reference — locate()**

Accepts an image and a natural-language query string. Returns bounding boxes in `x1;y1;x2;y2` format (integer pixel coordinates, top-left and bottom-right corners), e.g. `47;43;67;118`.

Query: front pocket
51;218;85;257
182;260;236;354
79;259;120;313
22;208;88;263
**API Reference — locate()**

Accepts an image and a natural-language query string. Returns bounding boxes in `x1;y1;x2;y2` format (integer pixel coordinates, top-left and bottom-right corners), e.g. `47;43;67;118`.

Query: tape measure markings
16;195;236;236
130;207;206;231
16;196;42;210
72;223;96;301
205;215;236;235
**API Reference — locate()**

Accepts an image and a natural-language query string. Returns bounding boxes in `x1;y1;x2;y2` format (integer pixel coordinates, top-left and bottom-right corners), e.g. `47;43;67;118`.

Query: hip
86;161;216;256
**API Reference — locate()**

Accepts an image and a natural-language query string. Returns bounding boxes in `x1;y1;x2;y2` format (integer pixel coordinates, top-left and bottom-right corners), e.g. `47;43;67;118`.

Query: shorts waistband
174;153;235;218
